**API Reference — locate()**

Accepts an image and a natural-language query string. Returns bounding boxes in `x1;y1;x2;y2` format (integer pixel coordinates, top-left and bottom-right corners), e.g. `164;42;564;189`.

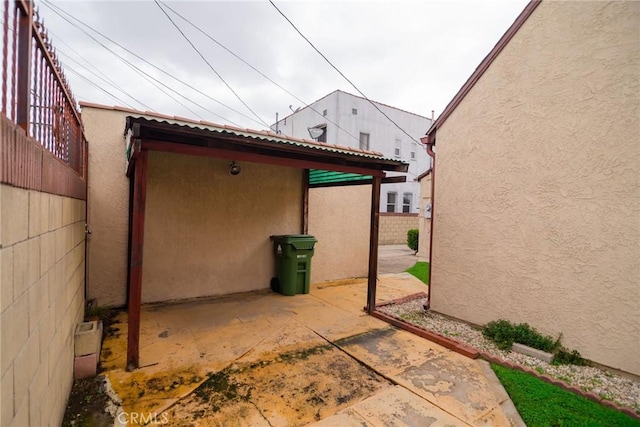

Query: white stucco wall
430;1;639;375
273;91;431;214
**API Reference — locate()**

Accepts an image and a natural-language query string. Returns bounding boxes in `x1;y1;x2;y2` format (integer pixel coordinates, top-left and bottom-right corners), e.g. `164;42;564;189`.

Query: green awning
308;169;372;186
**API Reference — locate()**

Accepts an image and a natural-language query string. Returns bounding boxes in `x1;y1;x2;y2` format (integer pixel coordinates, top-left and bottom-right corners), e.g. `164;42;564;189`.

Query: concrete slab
100;275;519;426
378;244;419;274
312;386;471;426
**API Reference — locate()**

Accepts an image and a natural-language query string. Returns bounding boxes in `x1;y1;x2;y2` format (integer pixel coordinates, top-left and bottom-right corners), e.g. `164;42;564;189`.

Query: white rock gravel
378;297;640;414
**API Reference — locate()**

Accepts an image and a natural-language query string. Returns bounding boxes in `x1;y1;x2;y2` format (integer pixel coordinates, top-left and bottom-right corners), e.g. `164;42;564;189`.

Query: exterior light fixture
229;161;241;176
307;127;324;141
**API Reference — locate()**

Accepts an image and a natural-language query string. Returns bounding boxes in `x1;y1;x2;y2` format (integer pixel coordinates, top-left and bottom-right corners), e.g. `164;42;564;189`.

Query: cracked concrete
100;274;522;426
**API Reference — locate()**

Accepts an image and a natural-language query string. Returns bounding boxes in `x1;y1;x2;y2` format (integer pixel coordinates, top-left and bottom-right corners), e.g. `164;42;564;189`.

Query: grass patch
406;262;429;285
491;363;640;426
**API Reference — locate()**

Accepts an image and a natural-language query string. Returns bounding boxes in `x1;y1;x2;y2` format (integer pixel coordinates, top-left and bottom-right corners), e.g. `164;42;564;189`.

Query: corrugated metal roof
129;116;396;162
80;103;405;165
308;169;372;185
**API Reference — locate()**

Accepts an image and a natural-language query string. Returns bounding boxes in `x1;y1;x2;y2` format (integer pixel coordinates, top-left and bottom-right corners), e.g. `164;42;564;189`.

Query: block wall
379;213;419;245
1;184;86;427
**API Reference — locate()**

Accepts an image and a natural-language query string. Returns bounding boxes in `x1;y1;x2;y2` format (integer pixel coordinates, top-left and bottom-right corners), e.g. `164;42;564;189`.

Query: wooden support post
366;175;381;313
302;169;309;234
126;149;148;371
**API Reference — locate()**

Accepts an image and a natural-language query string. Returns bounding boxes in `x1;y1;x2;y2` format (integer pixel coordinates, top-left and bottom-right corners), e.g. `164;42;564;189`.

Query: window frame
386;192;397;213
402;192;412;213
359;132;370;151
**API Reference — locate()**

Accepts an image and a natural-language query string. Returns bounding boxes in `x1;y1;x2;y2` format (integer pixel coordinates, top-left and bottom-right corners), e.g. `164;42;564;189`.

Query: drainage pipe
422;135;436;310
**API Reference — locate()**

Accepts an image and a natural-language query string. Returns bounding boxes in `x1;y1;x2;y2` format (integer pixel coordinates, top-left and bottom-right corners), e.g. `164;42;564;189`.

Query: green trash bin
270;235;317;296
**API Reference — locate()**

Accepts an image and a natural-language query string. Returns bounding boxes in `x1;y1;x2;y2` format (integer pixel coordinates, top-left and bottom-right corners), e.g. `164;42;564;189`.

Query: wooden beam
302;169;309;234
127;149;148;371
309;175;406;189
366;175;382;313
142;140;385;177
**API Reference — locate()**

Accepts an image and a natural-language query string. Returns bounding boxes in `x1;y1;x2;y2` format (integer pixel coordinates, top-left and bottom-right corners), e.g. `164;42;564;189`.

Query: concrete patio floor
101;274;522;426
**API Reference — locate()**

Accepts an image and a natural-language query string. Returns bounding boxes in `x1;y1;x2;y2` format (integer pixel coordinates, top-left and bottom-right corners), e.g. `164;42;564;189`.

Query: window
318;127;327;142
386;192;397;213
323;109;327;116
411;143;417;160
359;132;370;150
312;125;327;142
394;139;401;157
402;193;412;213
352;108;358;115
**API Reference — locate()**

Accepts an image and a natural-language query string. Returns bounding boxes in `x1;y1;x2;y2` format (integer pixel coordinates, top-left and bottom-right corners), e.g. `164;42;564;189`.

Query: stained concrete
100;275;520;426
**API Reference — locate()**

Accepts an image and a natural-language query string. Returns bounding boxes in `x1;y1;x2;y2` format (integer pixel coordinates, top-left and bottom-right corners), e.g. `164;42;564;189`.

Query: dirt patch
167;344;391;426
62;376;114;427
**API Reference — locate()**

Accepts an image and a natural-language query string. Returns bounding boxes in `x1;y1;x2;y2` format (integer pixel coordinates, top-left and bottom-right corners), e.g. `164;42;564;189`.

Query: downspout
422;133;436;310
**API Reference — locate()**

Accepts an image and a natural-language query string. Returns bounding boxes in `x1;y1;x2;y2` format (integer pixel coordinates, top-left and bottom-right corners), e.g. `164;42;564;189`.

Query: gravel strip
378;297;640;414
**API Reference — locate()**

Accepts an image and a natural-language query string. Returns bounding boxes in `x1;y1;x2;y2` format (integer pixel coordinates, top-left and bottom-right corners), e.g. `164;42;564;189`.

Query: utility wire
64;65;136;108
268;0;421;144
50;30;154;110
157;0;362;145
58;50;153;110
154;0;269;128
41;0;256;127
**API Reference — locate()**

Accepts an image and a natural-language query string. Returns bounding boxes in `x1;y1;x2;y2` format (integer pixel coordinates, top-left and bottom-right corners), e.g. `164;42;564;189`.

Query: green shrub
483;319;559;353
553;348;588;366
407;229;419;251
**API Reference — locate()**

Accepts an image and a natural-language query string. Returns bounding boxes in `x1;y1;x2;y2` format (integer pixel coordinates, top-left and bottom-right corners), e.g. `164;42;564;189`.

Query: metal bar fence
1;0;86;179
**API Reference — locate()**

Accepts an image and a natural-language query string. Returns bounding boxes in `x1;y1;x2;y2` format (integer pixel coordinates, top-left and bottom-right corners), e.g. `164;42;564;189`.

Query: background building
272;90;432;214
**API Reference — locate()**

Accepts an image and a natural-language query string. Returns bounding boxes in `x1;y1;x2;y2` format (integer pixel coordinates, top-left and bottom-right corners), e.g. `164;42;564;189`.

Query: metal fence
2;0;86;177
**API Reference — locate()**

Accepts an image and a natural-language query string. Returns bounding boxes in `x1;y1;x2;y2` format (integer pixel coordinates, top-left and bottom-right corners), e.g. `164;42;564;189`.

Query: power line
57;49;153;110
40;0;256;127
157;0;362;144
153;0;268;128
268;0;422;145
63;65;136;109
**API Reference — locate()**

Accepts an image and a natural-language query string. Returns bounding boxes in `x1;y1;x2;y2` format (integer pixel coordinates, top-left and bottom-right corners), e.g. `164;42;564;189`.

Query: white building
271;90;432;213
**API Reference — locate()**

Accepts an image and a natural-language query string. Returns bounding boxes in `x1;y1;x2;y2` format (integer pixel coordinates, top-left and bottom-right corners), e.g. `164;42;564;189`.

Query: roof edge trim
425;0;542;137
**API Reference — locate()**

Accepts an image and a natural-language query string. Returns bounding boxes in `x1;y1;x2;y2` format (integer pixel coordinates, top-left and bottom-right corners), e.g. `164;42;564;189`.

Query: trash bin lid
270;234;317;248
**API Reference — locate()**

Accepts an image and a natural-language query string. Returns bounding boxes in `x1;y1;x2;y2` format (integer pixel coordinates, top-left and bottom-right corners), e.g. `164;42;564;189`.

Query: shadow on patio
101;274;520;426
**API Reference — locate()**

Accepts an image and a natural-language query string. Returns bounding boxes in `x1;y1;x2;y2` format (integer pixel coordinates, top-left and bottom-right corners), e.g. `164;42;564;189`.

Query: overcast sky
36;0;529;130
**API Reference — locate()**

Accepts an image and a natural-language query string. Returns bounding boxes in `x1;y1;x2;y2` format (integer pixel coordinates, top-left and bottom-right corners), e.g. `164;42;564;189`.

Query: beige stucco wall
82;106;303;305
417;175;431;259
379;214;419;245
430;1;640;375
1;185;86;426
82;107;130;307
309;186;370;283
143;152;301;302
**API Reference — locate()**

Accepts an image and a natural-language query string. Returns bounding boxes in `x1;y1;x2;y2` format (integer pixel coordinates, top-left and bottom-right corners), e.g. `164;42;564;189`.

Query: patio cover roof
122;113;407;370
124;116;408;177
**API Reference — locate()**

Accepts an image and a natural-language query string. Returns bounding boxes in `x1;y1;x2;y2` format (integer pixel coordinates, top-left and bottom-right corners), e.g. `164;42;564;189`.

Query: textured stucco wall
82;107;130;306
1;185;85;426
417;175;431;259
431;1;640;375
308;186;370;283
142;152;301;302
